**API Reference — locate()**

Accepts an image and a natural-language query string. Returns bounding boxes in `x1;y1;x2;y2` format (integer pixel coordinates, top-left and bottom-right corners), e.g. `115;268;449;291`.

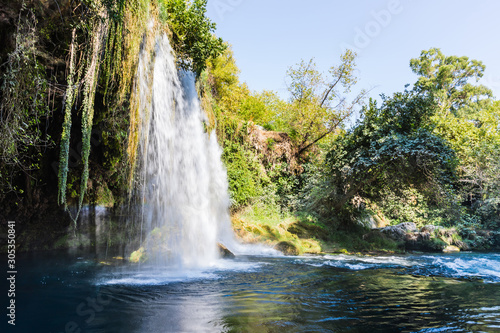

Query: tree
281;50;367;159
164;0;226;75
410;47;493;113
305;91;458;226
206;46;277;126
411;48;500;228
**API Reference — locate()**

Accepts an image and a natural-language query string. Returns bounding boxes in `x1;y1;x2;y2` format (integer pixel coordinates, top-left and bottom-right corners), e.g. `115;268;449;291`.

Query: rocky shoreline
367;222;500;253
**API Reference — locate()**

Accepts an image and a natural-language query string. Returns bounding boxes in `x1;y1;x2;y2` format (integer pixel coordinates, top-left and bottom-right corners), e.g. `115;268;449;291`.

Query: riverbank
2;204;499;256
231;205;500;255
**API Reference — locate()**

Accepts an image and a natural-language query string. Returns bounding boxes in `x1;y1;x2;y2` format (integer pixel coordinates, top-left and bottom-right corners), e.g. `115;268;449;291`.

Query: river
9;251;500;332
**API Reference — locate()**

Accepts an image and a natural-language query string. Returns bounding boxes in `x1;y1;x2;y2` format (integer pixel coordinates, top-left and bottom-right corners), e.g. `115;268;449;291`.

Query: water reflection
83;282;225;332
215;258;500;332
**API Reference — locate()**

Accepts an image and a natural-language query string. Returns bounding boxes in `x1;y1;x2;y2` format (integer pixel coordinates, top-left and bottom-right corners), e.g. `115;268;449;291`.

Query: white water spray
134;35;238;267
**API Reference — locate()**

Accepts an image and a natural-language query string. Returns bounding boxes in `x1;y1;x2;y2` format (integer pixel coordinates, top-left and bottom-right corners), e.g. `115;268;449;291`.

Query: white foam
295;253;500;281
97;259;263;286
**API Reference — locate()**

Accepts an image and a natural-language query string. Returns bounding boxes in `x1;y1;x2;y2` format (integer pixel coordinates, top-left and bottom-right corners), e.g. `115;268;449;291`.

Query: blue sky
206;0;500;108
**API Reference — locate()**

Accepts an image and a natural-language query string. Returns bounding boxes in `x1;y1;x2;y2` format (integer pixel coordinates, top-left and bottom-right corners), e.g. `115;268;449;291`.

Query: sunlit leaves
317;92;459;225
411;48;500;226
165;0;226;75
282;50;366;158
410;47;493;112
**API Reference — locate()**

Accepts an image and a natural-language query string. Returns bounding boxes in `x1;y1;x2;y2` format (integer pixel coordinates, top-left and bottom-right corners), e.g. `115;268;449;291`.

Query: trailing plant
57;1;109;226
76;13;109;223
58;29;78;207
0;8;51;198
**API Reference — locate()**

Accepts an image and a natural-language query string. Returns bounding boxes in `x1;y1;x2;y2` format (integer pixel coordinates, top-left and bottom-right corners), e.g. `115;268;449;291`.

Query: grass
232;202;322;255
231;201;401;255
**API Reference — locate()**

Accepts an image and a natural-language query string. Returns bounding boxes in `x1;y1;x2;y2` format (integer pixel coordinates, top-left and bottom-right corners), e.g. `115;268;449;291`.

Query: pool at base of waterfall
9;251;500;332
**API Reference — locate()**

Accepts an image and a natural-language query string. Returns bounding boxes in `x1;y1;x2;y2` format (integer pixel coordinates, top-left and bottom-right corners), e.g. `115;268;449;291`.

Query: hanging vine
74;14;109;224
55;0;224;225
57;1;109;227
58;28;78;208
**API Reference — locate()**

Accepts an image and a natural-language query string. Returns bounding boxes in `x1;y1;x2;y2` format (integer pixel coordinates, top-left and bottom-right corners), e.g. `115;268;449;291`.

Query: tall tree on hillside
302;91;459;227
411;48;500;228
410;47;493;113
282;50;367;159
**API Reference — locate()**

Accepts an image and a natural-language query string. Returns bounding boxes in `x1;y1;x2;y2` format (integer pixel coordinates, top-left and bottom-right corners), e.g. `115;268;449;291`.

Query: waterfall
133;35;235;268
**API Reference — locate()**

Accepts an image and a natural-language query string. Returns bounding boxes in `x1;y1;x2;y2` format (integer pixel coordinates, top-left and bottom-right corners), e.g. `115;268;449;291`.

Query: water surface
9;252;500;332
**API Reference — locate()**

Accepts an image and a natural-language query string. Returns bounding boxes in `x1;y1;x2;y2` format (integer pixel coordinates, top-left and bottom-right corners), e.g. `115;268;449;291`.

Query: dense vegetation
0;0;498;253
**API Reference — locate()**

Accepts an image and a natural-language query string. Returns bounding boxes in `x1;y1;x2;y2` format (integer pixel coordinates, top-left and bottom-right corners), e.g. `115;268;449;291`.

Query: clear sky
206;0;500;108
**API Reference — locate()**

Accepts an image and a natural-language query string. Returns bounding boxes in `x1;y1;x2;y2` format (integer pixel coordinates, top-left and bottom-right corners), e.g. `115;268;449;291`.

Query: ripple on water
293;253;500;283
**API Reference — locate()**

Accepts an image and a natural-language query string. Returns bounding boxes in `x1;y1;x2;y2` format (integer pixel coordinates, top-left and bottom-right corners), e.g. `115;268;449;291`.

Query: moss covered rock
274;241;300;255
129;247;147;263
443;245;460;253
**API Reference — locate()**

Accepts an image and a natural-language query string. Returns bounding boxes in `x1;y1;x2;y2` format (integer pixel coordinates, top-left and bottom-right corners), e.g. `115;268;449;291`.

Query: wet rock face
379;222;417;242
0;0;73;66
0;0;21;65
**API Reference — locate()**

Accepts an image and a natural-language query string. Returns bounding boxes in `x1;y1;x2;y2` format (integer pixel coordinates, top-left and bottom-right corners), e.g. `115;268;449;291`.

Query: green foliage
476;198;500;230
280;51;367;158
57;3;109;225
205;47;276;126
58;29;78;207
0;9;51;197
222;139;267;208
301;91;459;228
234;203;323;255
267;162;299;210
376;186;450;227
411;48;500;230
201;50;287;209
256;90;288;130
164;0;226;75
432;101;500;214
410;47;493;112
238;200;290;228
296;48;499;234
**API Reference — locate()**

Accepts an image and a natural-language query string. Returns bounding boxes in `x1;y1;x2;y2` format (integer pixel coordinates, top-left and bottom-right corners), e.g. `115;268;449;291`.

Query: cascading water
133;35;236;268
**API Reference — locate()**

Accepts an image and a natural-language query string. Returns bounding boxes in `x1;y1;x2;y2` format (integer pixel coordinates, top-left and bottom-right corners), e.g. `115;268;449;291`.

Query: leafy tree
207;47;250;116
222;140;267;208
280;50;367;159
305;92;458;226
410;47;493;113
411;48;500;228
164;0;226;75
206;47;277;126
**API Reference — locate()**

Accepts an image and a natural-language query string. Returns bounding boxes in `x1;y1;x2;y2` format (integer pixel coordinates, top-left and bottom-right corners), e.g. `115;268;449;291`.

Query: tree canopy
410;47;493;113
280;50;367;159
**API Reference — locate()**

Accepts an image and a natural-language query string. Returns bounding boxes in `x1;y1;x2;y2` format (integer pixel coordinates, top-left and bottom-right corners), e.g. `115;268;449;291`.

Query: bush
222;140;267;208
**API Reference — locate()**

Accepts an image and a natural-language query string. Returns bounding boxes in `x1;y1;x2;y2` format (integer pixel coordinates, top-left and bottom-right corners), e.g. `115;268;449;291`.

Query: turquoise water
7;252;500;332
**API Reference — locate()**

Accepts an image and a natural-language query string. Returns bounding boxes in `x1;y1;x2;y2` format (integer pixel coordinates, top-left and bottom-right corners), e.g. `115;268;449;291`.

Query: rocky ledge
367;222;500;252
